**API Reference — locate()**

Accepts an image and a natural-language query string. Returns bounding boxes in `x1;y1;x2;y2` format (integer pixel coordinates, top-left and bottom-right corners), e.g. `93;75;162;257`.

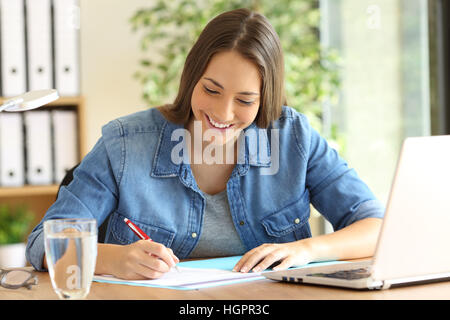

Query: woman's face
190;50;261;146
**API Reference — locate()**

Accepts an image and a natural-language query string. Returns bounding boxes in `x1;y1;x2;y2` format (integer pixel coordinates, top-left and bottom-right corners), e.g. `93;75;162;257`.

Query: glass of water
44;218;97;300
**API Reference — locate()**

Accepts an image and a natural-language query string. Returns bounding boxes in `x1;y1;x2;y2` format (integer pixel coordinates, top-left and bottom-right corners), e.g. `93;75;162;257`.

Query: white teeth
207;115;232;128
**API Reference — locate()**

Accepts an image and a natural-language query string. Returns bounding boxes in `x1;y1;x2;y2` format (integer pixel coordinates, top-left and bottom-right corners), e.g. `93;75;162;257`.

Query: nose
214;98;235;123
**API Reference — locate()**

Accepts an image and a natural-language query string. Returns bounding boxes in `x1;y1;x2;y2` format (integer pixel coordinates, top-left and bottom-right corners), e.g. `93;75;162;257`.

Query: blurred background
0;0;449;266
79;0;449;234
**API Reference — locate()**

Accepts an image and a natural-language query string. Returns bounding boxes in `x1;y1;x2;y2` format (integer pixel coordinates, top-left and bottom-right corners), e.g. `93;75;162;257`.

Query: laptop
264;135;450;290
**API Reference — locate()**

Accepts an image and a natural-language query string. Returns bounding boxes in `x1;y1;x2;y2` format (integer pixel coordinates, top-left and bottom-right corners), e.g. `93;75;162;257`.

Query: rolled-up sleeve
345;199;385;226
297;114;385;231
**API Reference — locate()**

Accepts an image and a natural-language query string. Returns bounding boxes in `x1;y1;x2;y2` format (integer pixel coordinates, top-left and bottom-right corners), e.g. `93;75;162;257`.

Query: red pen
123;218;180;272
124;218;150;240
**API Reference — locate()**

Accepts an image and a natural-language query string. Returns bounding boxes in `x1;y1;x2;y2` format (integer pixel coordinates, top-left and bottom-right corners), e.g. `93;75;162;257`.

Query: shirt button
239;221;245;226
294;218;300;224
191;232;197;238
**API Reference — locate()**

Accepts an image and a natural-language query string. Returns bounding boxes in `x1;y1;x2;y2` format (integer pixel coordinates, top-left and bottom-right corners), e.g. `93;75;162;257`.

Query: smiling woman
26;8;385;281
158;9;286;129
185;50;263;194
189;51;261;143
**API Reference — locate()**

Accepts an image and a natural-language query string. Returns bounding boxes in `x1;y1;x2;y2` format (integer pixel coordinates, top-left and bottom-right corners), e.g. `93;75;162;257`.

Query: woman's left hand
233;240;314;273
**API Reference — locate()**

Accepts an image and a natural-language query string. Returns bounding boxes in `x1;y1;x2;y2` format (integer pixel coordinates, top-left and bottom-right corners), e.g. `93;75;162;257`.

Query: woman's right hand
98;240;179;280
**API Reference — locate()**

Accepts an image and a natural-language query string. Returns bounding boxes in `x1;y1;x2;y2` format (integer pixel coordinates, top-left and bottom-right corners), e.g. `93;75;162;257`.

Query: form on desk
93;256;345;290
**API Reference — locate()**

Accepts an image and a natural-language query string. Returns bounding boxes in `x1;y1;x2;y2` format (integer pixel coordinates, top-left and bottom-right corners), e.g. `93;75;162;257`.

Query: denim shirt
26;106;384;271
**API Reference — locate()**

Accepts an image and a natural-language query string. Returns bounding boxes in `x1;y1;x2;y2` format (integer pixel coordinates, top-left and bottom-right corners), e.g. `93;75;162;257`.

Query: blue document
177;255;244;270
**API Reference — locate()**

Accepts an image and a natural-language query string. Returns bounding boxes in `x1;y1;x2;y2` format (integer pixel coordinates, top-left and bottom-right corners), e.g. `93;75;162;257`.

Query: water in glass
44;219;97;300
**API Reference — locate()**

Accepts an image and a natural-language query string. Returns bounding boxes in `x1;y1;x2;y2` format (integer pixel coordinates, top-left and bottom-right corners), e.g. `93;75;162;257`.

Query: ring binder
0;0;27;96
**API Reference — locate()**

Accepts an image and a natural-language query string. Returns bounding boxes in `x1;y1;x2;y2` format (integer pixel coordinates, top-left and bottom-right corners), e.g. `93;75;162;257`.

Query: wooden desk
1;268;450;300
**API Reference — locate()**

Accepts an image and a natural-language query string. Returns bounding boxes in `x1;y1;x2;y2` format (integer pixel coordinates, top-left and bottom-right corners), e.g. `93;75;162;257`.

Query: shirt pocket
260;193;312;242
110;210;176;248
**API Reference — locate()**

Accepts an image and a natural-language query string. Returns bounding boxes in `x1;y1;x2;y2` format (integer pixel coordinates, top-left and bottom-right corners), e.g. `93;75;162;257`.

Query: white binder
0;0;27;97
0;113;25;186
26;0;53;91
24;111;53;185
53;0;80;96
51;110;78;183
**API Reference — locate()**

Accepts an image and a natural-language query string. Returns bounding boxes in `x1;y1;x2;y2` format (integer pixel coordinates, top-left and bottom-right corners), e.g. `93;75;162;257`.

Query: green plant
0;204;34;245
129;0;341;138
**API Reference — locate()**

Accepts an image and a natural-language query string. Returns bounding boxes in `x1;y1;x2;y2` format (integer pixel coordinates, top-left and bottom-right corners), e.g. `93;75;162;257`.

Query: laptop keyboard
307;268;371;280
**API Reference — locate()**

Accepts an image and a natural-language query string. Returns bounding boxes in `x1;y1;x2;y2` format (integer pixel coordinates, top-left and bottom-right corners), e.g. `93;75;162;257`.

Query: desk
1;267;450;300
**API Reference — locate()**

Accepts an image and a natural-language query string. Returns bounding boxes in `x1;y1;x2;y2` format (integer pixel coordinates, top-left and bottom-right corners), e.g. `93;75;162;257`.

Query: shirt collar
151;119;272;178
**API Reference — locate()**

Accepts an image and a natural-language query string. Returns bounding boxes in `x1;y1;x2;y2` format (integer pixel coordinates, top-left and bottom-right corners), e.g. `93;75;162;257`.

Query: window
319;0;435;232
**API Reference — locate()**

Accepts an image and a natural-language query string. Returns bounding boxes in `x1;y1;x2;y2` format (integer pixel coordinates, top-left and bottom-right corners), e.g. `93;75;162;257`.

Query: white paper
94;267;264;289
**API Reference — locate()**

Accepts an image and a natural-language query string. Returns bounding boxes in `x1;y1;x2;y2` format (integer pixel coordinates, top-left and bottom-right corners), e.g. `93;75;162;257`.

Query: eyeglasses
0;269;38;290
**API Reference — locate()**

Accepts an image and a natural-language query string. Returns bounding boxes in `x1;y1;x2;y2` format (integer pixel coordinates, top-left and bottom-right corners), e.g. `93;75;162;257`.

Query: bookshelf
0;96;86;227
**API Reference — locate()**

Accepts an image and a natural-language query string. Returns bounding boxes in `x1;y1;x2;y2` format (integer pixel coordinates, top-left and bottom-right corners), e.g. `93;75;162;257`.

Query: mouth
205;114;235;130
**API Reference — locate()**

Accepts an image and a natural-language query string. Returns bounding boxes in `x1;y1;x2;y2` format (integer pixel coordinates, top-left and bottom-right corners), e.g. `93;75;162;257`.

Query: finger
118;270;147;280
232;246;261;272
133;261;165;279
120;256;165;280
168;247;180;263
131;246;171;273
252;250;286;272
232;253;249;272
238;244;275;273
271;256;295;271
141;240;177;268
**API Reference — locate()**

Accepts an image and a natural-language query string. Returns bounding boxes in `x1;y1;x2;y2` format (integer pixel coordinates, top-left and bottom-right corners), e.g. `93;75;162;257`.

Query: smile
206;114;234;129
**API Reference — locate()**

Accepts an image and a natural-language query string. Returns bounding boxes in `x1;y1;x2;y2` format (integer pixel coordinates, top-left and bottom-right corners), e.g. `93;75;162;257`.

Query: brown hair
158;8;286;128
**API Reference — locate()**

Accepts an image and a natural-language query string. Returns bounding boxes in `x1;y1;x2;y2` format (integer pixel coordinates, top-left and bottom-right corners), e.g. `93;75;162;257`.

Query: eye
203;85;219;95
237;99;254;106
